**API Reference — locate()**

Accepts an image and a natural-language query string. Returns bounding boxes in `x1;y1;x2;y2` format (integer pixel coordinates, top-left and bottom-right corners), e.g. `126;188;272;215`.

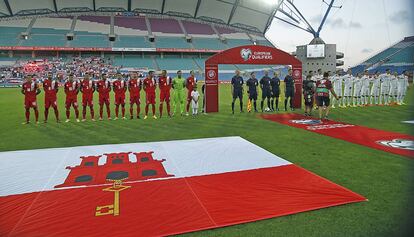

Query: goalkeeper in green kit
172;70;186;116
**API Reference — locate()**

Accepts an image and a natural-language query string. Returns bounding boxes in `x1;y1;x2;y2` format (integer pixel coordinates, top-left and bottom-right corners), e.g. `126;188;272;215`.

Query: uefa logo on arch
293;69;301;78
207;69;216;79
240;48;252;61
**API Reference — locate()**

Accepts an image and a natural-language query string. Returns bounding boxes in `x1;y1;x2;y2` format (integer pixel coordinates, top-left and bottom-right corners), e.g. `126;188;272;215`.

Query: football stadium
0;0;413;236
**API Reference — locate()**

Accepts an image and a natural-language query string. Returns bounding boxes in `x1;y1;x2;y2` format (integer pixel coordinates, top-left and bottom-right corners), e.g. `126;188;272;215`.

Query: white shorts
353;87;362;97
371;87;380;96
389;87;398;96
396;88;403;95
381;87;389;95
334;87;342;97
344;86;353;96
361;87;370;96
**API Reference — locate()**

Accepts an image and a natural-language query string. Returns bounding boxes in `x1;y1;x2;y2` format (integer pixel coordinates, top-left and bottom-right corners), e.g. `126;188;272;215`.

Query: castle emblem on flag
55;151;174;188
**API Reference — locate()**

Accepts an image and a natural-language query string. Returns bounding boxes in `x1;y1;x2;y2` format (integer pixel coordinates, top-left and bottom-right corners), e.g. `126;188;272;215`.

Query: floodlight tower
274;0;344;74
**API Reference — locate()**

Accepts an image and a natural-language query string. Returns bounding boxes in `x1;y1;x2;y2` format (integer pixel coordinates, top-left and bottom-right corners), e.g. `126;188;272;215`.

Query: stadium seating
226;39;253;47
352;36;414;74
21;34;66;47
71;35;109;47
0;34;19;46
30;28;69;34
113;56;155;68
182;21;215;35
150;18;183;34
113;36;152;48
0;26;26;34
192;38;226;50
0;15;276;77
154;37;190;49
155;58;197;70
114;16;147;31
386;46;414;64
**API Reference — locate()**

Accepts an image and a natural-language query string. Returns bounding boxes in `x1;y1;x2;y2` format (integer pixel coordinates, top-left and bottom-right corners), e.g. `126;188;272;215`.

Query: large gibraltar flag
0;137;366;236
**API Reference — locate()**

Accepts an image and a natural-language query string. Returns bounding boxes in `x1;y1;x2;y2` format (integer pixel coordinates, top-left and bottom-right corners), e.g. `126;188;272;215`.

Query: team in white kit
323;69;410;108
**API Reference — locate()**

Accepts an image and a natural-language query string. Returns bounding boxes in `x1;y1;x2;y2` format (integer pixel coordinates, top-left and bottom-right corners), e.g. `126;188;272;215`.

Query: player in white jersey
380;69;391;105
397;70;409;105
360;70;371;105
330;71;343;108
388;72;399;104
352;73;363;107
370;71;381;105
342;69;354;107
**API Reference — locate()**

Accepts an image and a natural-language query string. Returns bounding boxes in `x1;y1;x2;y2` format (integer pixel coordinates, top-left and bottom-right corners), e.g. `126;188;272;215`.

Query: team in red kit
80;73;95;121
42;73;60;123
21;70;197;124
64;74;80;123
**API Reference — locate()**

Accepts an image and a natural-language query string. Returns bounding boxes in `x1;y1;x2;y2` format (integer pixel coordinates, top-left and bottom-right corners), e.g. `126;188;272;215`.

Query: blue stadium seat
21;34;66;47
30;28;69;34
192;38;226;50
226;39;253;47
113;56;155;68
0;26;26;34
114;36;152;48
155;37;191;49
71;35;109;47
386;46;414;64
0;34;19;46
156;58;196;70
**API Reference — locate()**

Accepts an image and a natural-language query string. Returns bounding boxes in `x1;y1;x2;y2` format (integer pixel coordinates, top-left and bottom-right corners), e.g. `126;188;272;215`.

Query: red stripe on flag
262;113;414;158
0;164;365;237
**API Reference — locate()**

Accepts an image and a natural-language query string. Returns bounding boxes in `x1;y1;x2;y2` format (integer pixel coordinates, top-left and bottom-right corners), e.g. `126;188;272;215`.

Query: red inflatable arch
204;45;303;113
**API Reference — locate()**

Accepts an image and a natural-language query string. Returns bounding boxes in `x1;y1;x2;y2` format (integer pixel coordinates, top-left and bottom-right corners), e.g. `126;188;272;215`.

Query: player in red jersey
80;73;95;121
64;74;80;123
21;75;40;124
158;70;172;118
96;74;111;120
42;73;60;123
185;70;197;116
128;72;142;119
143;71;157;120
113;73;127;120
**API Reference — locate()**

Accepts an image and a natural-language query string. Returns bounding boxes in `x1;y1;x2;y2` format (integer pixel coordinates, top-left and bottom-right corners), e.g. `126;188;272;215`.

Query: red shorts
65;98;78;108
187;90;192;101
130;95;140;105
99;97;110;106
160;90;171;102
44;97;57;108
82;96;93;107
146;92;156;105
115;95;125;105
24;98;37;109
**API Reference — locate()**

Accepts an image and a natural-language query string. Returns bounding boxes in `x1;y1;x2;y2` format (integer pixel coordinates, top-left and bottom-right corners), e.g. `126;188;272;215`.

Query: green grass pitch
0;84;413;237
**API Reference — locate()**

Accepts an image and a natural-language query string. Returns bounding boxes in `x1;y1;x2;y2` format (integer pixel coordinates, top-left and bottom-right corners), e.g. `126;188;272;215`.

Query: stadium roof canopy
0;0;284;33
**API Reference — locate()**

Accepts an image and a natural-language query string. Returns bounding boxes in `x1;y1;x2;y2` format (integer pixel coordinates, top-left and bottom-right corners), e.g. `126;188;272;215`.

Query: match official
231;70;244;114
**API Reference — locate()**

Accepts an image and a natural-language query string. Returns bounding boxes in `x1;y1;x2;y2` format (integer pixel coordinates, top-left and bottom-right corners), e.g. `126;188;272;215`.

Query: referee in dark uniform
259;70;272;112
284;68;295;111
270;71;281;111
231;70;244;114
246;72;259;112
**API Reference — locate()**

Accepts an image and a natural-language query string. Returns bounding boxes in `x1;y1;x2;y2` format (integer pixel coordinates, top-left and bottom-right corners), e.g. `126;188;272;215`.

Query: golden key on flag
95;179;131;217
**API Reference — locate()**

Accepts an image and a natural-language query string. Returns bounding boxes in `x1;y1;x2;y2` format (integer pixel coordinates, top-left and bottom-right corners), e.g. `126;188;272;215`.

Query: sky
265;0;414;68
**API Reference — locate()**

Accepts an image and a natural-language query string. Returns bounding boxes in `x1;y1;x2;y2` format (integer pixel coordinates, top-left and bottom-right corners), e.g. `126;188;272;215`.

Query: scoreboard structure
295;38;344;75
